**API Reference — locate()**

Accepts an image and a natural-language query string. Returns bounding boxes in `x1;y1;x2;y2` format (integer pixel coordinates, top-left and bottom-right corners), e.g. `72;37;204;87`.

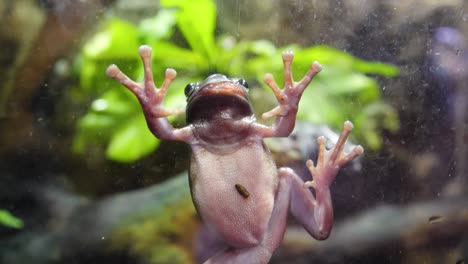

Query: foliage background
73;0;399;162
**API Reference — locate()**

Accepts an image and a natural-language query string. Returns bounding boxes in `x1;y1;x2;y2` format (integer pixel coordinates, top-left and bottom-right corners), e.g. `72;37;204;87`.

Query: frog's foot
262;50;322;119
106;45;183;118
304;121;364;189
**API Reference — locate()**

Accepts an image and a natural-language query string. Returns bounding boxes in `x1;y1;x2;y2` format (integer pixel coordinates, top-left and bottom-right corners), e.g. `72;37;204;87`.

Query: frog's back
189;139;278;247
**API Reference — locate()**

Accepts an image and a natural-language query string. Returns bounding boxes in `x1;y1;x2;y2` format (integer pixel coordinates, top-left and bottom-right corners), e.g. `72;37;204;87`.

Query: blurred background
0;0;467;263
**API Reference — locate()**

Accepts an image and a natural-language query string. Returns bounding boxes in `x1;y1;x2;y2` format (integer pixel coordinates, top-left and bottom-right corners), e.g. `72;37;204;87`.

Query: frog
106;45;364;264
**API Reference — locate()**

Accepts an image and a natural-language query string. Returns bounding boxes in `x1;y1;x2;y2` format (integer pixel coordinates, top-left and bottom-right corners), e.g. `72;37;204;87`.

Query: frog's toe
138;45;152;57
106;64;120;78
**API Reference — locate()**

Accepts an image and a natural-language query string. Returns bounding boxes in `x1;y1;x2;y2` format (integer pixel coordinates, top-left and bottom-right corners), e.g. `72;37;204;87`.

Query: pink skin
107;45;364;264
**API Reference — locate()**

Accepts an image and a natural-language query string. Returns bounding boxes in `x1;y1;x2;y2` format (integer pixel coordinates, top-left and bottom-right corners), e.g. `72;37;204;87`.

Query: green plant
0;209;23;229
73;0;398;162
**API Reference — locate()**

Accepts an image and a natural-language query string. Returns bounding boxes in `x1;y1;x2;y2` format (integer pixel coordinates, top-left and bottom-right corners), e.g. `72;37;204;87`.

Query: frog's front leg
106;45;192;142
255;50;322;137
282;121;364;239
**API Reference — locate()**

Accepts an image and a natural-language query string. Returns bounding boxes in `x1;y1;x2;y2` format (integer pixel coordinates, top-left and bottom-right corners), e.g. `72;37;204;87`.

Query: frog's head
185;74;253;124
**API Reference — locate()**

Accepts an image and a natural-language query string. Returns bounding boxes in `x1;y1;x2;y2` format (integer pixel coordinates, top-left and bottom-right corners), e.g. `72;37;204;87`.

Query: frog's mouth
186;82;253;124
187;82;248;102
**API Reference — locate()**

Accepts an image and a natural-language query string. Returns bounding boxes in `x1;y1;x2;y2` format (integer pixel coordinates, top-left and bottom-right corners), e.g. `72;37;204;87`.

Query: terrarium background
1;0;467;264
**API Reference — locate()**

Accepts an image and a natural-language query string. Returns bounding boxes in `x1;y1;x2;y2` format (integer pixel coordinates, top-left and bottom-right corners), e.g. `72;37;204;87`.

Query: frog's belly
190;143;278;248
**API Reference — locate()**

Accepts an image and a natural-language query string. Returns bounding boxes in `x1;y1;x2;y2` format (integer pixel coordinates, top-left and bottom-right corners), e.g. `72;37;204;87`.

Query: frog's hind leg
203;174;292;264
194;224;228;263
289;121;364;239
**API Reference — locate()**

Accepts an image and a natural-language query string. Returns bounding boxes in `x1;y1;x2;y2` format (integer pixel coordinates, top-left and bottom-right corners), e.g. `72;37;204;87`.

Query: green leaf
161;0;216;62
297;87;344;125
248;40;277;57
106;114;160;162
353;60;400;76
0;210;23;229
294;46;399;76
91;88;137;115
317;66;378;95
139;9;177;42
83;19;140;59
72;89;141;156
79;18;141;93
215;38;278;76
149;41;205;71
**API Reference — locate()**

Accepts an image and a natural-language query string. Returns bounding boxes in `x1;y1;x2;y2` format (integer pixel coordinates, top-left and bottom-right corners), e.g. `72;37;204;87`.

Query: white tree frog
106;45;364;264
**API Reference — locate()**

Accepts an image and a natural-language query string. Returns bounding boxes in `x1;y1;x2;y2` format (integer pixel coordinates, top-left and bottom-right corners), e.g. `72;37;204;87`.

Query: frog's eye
236;79;249;88
184;83;195;97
